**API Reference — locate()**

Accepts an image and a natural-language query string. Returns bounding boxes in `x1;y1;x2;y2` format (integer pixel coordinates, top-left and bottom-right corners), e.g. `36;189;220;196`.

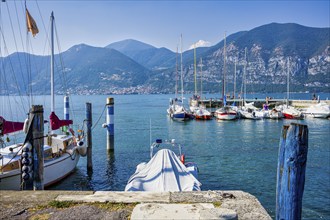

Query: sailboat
190;46;212;120
0;9;87;190
238;48;262;120
279;58;304;119
167;35;193;121
214;34;238;120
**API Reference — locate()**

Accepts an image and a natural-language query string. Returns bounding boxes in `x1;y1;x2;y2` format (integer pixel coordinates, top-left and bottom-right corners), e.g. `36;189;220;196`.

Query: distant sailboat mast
180;34;184;103
175;46;178;98
243;47;247;105
222;33;226;106
199;58;203;99
286;57;290;107
234;58;237;99
194;44;197;95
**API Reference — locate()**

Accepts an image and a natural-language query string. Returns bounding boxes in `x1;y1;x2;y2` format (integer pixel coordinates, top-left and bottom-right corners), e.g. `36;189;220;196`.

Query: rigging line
91;104;106;131
6;2;26;89
15;0;33;107
14;0;26;53
54;21;68;93
53;19;77;124
5;2;29;107
0;32;28;115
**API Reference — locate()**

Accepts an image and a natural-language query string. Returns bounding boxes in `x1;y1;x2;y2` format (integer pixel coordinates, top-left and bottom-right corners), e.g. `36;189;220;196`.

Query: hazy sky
1;0;329;55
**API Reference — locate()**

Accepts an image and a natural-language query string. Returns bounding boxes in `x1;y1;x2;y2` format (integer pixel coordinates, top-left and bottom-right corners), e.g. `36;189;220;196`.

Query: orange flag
26;9;39;37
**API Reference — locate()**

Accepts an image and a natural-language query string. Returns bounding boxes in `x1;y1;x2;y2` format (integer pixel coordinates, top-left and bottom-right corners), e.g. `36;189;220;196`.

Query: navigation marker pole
103;97;114;152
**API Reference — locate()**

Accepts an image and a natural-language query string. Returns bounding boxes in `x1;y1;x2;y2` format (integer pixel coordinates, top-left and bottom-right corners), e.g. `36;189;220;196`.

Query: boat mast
222;33;226;106
200;58;203;99
286;57;290;107
194;44;197;95
243;47;247;106
50;12;55;113
180;34;184;103
175;46;178;98
234;58;236;99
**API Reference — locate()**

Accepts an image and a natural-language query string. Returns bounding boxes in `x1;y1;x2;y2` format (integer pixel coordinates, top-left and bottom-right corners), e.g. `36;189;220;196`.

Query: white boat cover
125;149;201;192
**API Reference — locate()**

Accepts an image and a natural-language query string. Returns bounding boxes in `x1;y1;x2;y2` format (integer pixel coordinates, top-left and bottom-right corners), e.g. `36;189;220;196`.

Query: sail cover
0;116;24;135
125;149;201;192
49;112;72;130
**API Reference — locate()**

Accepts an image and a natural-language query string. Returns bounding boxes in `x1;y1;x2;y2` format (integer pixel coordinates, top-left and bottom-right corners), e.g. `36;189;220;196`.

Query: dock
197;98;330;109
0;190;271;219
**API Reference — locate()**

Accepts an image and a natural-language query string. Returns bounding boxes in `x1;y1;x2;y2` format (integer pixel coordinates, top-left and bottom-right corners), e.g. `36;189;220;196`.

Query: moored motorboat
269;108;284;119
193;106;212;120
280;105;304;119
303;102;330;118
125;139;201;192
239;102;262;120
214;106;238;120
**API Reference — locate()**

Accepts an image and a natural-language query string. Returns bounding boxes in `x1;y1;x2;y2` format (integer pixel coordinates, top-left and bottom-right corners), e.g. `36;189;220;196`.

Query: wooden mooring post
276;123;308;220
32;105;44;190
22;105;44;190
86;102;93;172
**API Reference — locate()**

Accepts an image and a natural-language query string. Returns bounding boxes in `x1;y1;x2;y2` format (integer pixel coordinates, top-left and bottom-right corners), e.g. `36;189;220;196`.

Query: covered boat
125;139;201;192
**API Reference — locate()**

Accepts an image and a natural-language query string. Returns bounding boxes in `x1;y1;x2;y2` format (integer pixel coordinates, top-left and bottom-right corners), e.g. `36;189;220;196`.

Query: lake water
2;93;330;219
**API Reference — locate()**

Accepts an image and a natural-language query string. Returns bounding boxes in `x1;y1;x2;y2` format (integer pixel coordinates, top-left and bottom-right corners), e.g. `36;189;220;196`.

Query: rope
91;104;106;131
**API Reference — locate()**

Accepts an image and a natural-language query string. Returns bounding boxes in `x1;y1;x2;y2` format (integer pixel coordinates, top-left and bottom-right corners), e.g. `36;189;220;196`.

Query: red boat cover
0;116;24;135
49;112;72;130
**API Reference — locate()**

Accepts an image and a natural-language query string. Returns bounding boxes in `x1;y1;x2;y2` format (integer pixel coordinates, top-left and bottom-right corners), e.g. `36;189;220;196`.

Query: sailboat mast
243;47;247;104
194;44;197;95
200;58;203;99
222;33;226;105
50;12;55;113
287;57;290;106
175;46;178;98
180;34;184;102
234;58;236;99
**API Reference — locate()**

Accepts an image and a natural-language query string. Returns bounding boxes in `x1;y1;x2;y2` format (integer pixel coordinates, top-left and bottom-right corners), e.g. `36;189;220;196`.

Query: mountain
106;39;176;69
2;23;329;95
166;23;330;94
1;44;152;95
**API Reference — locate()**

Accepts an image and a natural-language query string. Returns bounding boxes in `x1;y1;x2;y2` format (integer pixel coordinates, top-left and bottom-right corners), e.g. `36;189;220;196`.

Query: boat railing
150;139;182;158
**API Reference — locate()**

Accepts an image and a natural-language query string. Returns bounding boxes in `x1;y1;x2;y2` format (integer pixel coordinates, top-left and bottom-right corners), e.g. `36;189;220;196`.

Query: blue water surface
2;93;329;219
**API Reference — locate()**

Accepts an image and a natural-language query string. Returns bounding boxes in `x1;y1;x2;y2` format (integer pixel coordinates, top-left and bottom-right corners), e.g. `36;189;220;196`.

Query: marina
1;93;328;219
0;0;329;219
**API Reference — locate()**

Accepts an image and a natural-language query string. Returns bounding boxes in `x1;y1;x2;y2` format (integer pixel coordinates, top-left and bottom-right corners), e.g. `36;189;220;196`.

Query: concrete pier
197;98;330;109
0;190;271;219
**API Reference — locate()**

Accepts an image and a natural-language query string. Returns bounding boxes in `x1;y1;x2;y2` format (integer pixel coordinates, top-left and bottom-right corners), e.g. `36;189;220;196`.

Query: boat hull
195;115;212;120
0;150;79;190
214;112;237;120
283;113;304;119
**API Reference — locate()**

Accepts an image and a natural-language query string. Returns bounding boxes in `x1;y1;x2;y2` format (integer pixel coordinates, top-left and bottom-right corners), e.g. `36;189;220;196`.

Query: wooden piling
276;123;308;220
31;105;44;190
86;102;93;171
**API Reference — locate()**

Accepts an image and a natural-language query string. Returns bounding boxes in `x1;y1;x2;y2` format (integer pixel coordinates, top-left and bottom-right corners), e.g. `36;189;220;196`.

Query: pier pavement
0;190;271;219
198;98;330;108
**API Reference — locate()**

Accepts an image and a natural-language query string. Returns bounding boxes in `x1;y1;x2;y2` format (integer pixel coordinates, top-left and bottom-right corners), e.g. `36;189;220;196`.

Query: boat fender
23;118;29;134
180;154;185;164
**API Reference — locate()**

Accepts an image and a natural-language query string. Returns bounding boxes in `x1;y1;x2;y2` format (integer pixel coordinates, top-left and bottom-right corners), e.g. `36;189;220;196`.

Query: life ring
180;154;185;164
